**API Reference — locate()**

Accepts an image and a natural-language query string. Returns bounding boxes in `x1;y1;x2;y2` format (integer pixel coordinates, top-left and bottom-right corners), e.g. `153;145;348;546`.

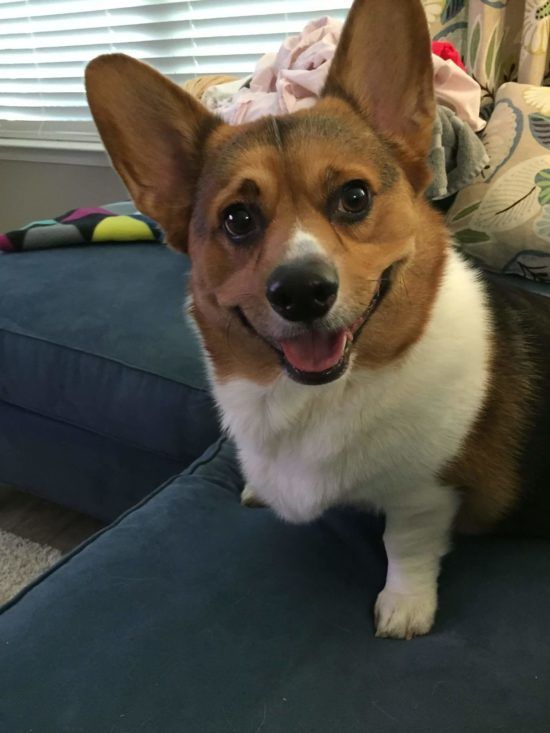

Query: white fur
205;249;492;637
285;227;326;261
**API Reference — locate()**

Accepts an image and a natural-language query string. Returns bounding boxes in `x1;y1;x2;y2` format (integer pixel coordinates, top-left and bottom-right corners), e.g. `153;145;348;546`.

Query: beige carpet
0;528;61;605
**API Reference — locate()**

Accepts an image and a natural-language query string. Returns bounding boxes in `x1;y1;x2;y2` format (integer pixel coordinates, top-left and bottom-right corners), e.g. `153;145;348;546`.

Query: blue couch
1;242;549;732
0;243;219;521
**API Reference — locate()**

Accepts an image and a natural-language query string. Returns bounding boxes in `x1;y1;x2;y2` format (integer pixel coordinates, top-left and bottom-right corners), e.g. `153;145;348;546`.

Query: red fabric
431;41;466;72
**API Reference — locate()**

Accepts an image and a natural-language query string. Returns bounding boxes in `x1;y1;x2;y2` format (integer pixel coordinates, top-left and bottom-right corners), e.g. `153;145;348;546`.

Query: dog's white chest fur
210;251;491;523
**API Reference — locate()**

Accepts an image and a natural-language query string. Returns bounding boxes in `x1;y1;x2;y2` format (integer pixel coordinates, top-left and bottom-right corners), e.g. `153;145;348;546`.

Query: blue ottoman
1;439;549;732
0;244;219;521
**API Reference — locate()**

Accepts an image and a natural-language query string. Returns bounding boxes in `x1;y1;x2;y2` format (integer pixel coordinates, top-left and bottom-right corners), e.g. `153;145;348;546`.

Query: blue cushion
0;399;187;521
0;244;219;519
1;439;549;732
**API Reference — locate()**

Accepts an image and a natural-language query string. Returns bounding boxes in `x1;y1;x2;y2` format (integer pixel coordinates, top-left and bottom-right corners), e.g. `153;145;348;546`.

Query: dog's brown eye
222;204;259;242
338;181;371;216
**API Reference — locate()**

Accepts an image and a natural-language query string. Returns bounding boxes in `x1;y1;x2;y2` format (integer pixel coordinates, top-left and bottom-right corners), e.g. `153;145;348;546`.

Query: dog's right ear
85;54;219;252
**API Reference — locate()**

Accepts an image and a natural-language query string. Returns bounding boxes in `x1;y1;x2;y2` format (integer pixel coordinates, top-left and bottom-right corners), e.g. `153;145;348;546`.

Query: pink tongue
280;330;348;373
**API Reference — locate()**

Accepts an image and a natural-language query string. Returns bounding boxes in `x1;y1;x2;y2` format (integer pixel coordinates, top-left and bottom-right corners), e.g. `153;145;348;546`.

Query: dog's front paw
240;484;266;508
374;588;436;640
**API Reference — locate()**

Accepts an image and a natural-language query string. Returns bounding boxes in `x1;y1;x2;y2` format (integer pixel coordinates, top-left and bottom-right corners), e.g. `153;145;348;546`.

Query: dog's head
86;0;447;387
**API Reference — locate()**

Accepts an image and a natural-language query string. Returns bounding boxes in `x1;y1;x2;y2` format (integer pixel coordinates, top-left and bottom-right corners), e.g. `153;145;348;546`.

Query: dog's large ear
323;0;435;192
85;54;219;251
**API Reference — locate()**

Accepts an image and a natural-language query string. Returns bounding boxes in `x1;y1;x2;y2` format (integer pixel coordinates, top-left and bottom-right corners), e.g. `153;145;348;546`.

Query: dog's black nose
266;258;338;322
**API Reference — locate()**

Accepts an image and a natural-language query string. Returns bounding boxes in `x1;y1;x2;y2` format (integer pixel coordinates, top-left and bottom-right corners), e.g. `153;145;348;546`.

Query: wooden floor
0;485;104;554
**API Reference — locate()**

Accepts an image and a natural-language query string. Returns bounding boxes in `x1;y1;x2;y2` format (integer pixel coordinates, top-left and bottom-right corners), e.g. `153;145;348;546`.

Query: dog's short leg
375;485;459;640
240;484;266;508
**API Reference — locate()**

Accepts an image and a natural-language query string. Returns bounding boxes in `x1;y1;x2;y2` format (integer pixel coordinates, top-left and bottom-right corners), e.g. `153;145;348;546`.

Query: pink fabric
61;207;112;223
220;17;339;124
0;233;14;252
432;54;485;132
214;17;485;132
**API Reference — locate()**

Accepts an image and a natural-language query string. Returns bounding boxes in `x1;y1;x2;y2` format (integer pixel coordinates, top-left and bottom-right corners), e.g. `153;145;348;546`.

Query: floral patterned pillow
447;83;550;282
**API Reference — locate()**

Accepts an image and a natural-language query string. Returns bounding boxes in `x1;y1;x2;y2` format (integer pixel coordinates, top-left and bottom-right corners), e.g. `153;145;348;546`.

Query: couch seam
0;396;213;464
0;326;209;393
0;437;228;616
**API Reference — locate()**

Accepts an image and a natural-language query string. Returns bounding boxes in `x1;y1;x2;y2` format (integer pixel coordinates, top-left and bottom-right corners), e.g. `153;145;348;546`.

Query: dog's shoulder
483;275;550;355
485;276;550;536
448;271;550;536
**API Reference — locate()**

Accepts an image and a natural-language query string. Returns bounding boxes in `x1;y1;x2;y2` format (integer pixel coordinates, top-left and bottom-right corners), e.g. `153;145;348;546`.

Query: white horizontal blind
0;0;352;145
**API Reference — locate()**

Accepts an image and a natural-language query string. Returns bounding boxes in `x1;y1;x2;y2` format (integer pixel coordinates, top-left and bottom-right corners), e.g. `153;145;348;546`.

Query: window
0;0;352;158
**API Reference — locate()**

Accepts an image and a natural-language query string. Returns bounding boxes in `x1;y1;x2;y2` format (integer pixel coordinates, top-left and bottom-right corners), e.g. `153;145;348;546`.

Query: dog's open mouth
280;325;354;385
279;275;388;385
235;267;393;386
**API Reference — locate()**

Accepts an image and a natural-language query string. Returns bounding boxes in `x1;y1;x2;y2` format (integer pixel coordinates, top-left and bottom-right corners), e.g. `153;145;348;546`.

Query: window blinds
0;0;352;144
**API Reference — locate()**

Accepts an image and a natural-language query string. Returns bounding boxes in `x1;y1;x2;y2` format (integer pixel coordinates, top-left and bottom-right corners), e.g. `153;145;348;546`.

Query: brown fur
85;54;221;252
323;0;435;192
85;0;548;537
445;281;548;534
445;326;533;530
185;103;445;382
84;0;440;386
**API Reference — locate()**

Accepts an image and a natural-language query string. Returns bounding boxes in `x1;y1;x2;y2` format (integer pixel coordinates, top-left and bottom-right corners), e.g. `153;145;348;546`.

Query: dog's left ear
323;0;435;192
85;54;220;252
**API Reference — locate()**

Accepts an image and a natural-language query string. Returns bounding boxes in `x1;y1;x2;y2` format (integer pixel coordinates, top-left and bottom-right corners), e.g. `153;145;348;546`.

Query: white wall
0;160;128;231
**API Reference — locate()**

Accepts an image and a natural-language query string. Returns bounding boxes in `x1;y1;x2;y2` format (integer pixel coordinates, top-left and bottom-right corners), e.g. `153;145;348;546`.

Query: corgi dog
86;0;550;639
